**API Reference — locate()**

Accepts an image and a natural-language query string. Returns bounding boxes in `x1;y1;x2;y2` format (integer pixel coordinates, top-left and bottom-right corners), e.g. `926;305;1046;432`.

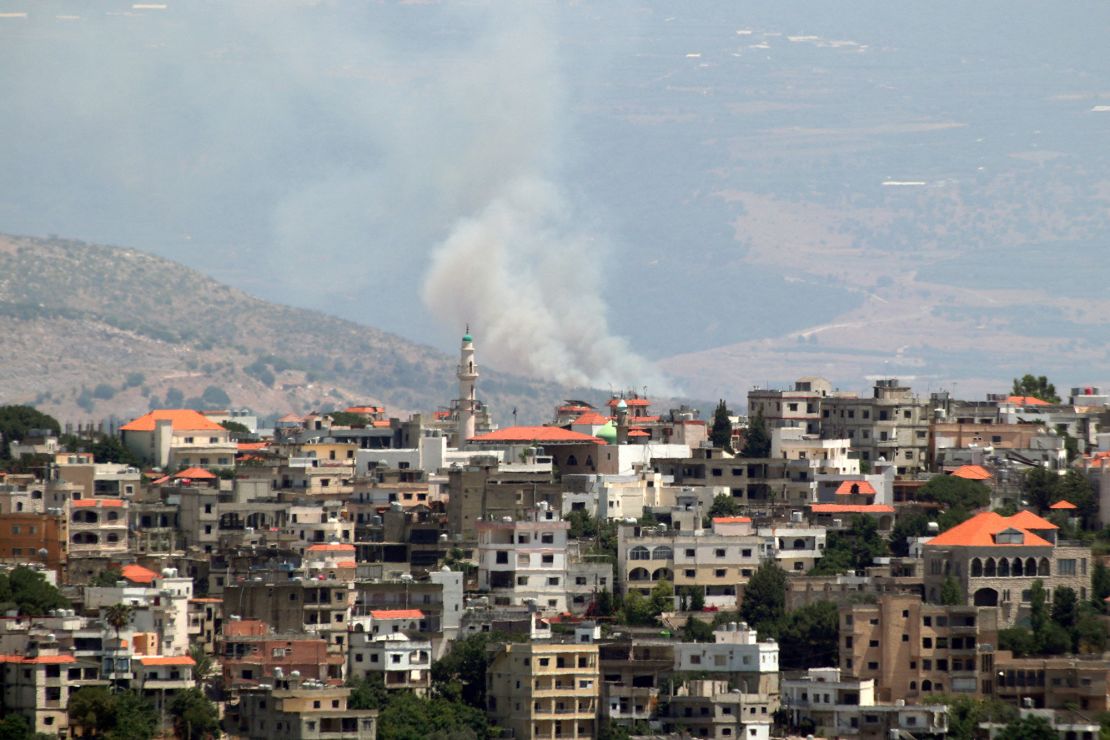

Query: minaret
456;329;479;444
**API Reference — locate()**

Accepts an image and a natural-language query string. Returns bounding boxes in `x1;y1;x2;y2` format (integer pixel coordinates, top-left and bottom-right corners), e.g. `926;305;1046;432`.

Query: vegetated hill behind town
0;233;613;427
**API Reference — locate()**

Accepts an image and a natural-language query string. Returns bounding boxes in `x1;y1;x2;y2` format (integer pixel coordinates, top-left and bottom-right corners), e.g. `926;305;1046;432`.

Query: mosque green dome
596;420;617;444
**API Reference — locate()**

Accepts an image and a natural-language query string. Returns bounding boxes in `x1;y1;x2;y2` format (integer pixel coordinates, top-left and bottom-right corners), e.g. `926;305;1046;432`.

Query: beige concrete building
0;640;100;736
120;409;236;469
487;642;599;740
820;379;930;475
747;377;833;435
68;498;128;556
839;594;999;702
922;511;1090;626
667;679;772;740
993;652;1110;712
232;683;378;739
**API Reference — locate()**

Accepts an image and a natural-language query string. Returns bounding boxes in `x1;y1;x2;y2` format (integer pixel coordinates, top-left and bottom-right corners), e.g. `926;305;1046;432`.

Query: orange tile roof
811;504;894;514
572;412;610;426
628;430;650;437
370;609;424;620
558;405;593;413
951;465;992;481
345;406;384;414
712;516;752;523
174;467;217;480
469;426;604;444
72;498;125;508
1007;510;1058;530
1050;500;1078;510
371;420;392;428
1006;395;1051;406
925;511;1053;547
137;656;196;666
835;480;877;496
0;654;77;664
306;544;355;552
121;564;159;584
237;442;269;451
277;413;304;423
120;409;225;432
607;398;651;407
335;560;357;568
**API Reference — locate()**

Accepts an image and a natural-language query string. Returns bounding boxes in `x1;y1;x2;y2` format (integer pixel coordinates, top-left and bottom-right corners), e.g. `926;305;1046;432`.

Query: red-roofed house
1049;500;1078;510
923;511;1091;626
120;409;235;469
134;655;196;720
121;563;159;585
950;465;992;481
809;503;895;532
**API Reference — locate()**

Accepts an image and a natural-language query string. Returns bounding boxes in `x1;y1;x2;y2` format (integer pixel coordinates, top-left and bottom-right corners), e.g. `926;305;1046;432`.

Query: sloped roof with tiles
120;409;224;432
925;511;1053;547
469;426;604;444
835;480;877;496
951;465;992;480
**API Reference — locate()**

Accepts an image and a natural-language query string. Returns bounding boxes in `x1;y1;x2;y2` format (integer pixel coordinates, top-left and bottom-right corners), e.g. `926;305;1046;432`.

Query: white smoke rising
423;177;670;390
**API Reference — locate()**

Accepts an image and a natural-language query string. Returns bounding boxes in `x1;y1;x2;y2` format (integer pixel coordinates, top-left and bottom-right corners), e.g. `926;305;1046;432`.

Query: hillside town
3;335;1110;740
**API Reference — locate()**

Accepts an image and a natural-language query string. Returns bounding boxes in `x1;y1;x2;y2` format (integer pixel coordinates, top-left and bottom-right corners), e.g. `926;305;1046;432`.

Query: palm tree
102;603;134;693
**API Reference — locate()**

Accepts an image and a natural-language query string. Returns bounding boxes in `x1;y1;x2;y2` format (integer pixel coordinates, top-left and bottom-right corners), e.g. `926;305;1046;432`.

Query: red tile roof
345;406;384;414
951;465;992;481
835;480;877;496
121;564;159;585
370;609;424;620
469;426;604;444
712;516;752;524
925;511;1053;547
137;656;196;666
1007;510;1058;530
174;467;217;480
1006;395;1051;406
811;504;894;514
306;544;355;553
237;442;269;451
277;413;304;423
1050;500;1078;510
572;412;610;426
628;430;650;437
120;409;225;432
0;654;77;664
607;398;651;407
72;498;125;508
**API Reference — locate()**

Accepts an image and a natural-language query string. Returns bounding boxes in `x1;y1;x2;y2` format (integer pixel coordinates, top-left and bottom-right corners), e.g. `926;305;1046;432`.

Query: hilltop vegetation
0;234;592;423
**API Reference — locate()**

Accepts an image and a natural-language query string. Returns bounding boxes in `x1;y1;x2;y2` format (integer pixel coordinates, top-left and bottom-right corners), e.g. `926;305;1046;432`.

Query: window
575;576;587;586
542;554;554;565
1059;559;1077;576
548;577;560;586
685;549;695;557
715;549;726;558
923;638;932;648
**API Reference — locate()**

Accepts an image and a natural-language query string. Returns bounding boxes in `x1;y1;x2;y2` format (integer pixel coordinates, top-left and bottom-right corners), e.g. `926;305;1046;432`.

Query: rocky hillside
0;234;600;426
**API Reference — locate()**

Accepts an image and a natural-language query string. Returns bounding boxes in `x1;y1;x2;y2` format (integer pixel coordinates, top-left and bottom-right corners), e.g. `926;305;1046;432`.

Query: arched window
1013;558;1024;577
998;559;1010;577
628;567;650;582
984;558;997;577
922;680;932;692
909;681;917;692
72;532;99;545
1039;558;1050;576
72;510;98;524
793;539;807;550
629;546;650;561
652;567;673;581
566;455;578;466
107;511;120;522
652;546;673;561
971;558;983;577
106;533;120;544
1026;558;1037;575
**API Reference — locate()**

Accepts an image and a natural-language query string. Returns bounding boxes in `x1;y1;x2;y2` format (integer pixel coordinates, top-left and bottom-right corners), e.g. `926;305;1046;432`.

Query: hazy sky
2;1;1109;395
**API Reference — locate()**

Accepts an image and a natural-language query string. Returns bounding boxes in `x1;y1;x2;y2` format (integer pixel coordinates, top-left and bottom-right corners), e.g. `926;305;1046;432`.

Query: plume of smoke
423;177;670;390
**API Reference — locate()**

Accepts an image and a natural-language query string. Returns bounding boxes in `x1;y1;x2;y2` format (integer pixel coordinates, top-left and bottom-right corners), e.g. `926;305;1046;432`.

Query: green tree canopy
708;493;742;519
940;576;963;605
997;713;1060;740
67;687;157;740
810;516;889;576
0;567;68;616
919;475;991;510
0;406;60;461
1011;375;1061;404
682;617;716;642
168;687;219;740
889;510;931;556
1022;468;1059;512
740;561;786;630
774;600;839;671
710;400;733;451
740;410;771;458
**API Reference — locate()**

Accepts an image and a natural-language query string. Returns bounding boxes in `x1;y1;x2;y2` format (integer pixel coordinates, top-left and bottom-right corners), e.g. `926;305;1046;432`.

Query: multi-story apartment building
782;667;949;740
69;498;128;557
222;579;351;651
922;511;1090;626
747;377;833;434
993;653;1110;712
477;505;571;612
486;641;600;740
598;638;674;726
231;681;378;739
133;655;195;723
673;623;780;702
618;513;763;606
839;594;999;702
0;512;66;570
667;679;772;740
820;379;930;474
221;620;343;691
347;632;431;694
0;638;99;737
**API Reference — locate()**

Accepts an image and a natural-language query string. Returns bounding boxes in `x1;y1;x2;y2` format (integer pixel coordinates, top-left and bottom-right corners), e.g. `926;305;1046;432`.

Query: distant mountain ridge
0;233;598;425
